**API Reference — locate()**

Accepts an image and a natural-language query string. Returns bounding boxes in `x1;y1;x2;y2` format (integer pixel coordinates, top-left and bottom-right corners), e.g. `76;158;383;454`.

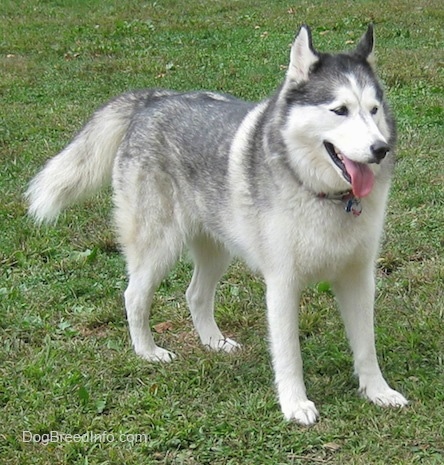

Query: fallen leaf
154;321;174;334
323;442;341;451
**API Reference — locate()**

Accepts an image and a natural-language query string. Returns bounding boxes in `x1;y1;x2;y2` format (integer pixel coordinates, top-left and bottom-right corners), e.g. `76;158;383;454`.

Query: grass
1;0;443;463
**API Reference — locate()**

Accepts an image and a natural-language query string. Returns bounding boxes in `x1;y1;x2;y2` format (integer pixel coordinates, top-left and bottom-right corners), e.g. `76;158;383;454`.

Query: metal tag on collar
344;197;362;216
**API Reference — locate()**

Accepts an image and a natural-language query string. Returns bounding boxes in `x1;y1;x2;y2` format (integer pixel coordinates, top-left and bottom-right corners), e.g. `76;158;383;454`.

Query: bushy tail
26;92;141;224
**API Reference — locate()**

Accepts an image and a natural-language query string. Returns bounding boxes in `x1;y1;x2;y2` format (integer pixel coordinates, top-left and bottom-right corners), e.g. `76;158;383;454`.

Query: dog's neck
274;156;363;216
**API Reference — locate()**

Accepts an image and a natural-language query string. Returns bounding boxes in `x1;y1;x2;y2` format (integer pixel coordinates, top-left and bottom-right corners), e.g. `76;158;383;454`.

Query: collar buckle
344;196;362;216
318;191;362;217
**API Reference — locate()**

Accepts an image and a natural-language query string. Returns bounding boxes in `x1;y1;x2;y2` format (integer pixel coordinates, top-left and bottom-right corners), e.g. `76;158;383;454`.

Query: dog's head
280;25;395;197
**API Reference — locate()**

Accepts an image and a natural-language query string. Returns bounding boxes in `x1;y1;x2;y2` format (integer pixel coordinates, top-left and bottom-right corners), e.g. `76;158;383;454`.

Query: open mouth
323;141;375;198
323;141;351;184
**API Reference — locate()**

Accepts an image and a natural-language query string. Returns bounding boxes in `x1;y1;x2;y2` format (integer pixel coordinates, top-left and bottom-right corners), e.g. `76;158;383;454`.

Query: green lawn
1;1;443;463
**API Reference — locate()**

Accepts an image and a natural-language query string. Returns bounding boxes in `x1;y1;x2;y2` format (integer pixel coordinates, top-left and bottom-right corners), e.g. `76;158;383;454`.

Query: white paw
136;346;177;363
361;386;408;408
206;337;241;353
282;400;320;426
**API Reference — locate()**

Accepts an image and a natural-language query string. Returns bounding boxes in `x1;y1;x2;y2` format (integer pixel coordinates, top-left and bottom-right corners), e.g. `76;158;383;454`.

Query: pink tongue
341;155;374;198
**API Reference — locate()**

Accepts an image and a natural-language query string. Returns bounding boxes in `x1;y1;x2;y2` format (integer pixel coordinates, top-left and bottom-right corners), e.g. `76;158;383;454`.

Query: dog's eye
370;106;378;115
331;106;349;116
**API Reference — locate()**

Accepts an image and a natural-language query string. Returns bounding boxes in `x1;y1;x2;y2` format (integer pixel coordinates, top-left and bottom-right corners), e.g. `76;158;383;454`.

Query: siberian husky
26;25;408;425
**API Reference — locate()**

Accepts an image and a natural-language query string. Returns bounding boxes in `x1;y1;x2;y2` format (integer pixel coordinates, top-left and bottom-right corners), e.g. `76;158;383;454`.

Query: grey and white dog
27;25;408;425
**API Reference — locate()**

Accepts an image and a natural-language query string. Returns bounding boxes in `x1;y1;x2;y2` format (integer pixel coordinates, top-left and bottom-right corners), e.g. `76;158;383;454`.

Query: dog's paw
282;400;320;426
361;386;408;408
205;337;241;353
216;337;241;353
136;346;177;363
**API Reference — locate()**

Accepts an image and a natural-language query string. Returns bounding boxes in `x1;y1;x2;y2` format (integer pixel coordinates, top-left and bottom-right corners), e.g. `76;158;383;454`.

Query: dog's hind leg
114;165;187;362
121;225;183;362
333;265;408;408
124;268;176;362
186;235;240;353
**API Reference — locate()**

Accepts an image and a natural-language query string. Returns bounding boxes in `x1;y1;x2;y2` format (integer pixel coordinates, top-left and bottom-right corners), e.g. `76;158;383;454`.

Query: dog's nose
370;140;390;162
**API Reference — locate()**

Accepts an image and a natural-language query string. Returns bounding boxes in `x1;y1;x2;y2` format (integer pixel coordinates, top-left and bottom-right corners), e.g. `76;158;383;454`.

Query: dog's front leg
265;276;319;426
333;266;408;408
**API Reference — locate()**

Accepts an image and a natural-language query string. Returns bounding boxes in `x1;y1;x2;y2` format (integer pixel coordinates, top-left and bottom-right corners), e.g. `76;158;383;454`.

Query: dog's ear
355;24;376;69
287;25;319;83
